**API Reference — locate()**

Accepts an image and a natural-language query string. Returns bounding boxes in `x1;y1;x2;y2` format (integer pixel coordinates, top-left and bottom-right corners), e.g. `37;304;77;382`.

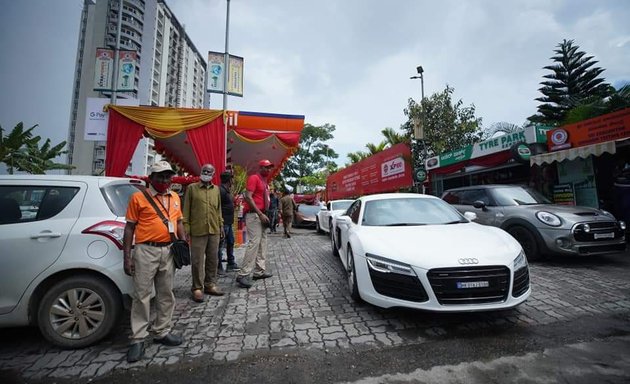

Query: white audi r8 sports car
330;193;530;312
316;199;354;234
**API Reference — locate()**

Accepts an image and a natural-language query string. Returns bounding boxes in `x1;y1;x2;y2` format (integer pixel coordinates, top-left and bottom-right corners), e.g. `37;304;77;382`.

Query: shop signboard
547;108;630;151
425;126;548;171
326;143;413;200
553;183;575;205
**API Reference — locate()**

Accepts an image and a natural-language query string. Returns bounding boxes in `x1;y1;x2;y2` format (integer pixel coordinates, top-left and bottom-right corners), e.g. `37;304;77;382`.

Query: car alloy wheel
346;248;361;302
37;276;121;348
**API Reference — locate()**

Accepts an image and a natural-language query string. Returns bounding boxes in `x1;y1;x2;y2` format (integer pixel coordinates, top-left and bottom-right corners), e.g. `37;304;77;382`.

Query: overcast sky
1;0;628;164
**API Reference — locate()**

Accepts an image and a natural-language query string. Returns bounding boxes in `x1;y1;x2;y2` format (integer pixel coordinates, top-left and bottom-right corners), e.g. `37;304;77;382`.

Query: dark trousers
218;224;236;266
267;209;278;232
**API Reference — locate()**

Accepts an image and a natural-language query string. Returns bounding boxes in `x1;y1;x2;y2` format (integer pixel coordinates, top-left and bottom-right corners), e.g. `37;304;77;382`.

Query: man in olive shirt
183;163;225;302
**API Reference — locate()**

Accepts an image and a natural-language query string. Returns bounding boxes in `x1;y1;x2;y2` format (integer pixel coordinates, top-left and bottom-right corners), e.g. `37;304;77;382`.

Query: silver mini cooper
442;184;627;261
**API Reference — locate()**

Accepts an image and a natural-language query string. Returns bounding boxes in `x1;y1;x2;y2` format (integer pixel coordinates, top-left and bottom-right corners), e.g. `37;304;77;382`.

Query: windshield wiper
443;220;464;224
385;223;426;226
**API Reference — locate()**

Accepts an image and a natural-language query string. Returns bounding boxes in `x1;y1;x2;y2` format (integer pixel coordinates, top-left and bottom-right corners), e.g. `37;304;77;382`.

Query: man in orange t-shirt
123;161;187;363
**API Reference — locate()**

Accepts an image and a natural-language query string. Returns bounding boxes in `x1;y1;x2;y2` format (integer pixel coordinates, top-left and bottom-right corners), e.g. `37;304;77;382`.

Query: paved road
1;228;629;383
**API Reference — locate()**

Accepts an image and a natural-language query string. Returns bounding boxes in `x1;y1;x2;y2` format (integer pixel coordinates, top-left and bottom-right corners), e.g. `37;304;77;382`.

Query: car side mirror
473;200;487;210
464;212;477;221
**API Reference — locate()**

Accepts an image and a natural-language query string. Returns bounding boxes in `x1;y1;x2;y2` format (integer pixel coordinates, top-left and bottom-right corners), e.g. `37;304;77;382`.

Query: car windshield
298;204;321;216
492;186;552;206
331;201;353;211
362;198;466;226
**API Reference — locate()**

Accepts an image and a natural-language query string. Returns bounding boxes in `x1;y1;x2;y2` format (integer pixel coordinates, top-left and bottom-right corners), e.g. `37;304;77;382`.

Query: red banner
326;143;413;200
547;108;630;151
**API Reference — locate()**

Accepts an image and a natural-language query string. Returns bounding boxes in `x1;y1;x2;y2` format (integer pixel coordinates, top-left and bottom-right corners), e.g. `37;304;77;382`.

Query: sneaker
154;333;183;346
236;275;253;288
253;271;273;280
127;342;144;363
226;263;240;271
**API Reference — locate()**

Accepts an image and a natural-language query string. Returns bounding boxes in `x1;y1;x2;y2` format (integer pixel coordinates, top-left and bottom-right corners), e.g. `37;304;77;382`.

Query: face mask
151;181;171;193
200;174;213;183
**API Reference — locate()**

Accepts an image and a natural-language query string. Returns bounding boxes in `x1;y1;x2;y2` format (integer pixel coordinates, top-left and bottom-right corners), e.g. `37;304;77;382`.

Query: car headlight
619;221;626;231
365;253;416;276
535;211;562;227
513;250;528;271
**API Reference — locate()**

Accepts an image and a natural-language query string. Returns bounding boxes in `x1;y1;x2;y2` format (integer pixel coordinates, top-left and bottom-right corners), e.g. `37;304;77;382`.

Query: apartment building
67;0;207;176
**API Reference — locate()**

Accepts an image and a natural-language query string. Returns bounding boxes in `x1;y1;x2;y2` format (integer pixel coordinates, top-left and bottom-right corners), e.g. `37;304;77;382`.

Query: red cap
259;159;273;167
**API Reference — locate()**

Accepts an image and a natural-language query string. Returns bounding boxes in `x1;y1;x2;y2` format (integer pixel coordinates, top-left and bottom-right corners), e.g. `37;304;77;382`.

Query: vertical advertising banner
207;51;244;97
94;48;114;91
117;50;137;92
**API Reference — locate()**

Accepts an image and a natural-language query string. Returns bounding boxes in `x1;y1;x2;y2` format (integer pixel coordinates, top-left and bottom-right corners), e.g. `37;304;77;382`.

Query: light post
410;65;428;193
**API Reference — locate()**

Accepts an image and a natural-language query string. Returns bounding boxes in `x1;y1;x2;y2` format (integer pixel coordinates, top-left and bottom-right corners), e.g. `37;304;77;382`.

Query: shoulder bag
141;190;190;269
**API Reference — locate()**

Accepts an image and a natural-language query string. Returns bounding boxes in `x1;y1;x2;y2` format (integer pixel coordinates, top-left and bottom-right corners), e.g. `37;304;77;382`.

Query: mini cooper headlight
536;211;562;227
620;221;627;231
365;254;416;276
513;250;528;271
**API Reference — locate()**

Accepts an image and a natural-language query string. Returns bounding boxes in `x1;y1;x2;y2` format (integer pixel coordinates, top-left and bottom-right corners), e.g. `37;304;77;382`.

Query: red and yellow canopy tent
105;106;304;183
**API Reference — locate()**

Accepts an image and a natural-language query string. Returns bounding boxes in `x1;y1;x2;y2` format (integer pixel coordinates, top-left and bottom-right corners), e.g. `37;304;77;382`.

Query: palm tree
25;138;74;174
487;122;524;138
381;127;408;146
530;39;613;125
0;122;40;174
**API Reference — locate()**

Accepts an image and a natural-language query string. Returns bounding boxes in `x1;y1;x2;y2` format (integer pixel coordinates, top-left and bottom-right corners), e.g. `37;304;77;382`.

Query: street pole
110;0;123;106
411;65;426;193
222;0;231;170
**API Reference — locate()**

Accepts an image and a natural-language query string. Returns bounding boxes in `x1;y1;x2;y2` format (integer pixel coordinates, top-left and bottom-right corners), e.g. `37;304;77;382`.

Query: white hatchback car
330;193;530;312
0;175;144;348
316;199;354;234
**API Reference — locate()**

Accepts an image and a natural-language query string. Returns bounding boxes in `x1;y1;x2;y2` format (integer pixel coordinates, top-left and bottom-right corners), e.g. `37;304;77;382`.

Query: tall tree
404;85;483;168
564;84;630;124
529;39;613;125
280;123;338;191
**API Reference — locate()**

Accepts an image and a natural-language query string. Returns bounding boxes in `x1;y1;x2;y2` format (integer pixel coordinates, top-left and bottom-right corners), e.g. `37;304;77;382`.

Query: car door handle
31;232;62;239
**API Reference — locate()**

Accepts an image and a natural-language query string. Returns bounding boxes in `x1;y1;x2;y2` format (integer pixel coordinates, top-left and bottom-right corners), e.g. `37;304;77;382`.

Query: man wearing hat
217;170;239;274
123;160;186;363
236;159;274;288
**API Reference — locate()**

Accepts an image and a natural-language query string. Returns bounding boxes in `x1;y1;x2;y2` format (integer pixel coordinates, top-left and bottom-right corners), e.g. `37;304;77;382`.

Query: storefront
529;108;630;223
426;125;550;196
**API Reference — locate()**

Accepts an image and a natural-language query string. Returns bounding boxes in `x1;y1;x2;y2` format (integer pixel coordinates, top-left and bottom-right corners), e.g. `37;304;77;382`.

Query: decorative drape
105;109;145;177
187;117;225;184
105;106;226;177
107;105;224;138
231;129;301;148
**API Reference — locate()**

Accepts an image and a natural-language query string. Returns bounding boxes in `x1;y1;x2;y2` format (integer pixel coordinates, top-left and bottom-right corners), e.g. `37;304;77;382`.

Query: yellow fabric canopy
107;105;224;138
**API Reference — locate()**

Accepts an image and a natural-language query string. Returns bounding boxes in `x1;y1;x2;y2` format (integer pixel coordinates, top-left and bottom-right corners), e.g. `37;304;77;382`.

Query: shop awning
529;140;616;166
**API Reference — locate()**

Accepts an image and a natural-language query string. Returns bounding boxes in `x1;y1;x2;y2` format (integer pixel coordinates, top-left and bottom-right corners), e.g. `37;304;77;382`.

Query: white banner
117;50;137;92
84;97;139;141
207;51;244;97
94;48;114;91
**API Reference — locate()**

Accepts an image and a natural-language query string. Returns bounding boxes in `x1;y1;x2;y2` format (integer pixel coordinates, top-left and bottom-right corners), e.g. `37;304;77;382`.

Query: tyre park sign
326;143;413;200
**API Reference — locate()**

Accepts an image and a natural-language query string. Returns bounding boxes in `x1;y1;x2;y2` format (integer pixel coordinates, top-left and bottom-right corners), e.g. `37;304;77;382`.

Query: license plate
594;232;614;239
457;281;489;289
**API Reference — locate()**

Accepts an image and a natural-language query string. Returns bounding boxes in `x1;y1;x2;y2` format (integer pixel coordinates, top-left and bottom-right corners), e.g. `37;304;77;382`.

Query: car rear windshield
101;182;144;217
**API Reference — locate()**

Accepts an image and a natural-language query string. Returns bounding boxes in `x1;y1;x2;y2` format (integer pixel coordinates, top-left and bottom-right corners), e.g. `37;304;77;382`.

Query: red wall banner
326;143;413;200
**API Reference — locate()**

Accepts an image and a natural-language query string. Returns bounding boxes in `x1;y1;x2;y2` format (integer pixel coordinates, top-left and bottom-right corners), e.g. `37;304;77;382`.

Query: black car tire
508;226;542;261
331;228;340;257
37;275;122;349
347;247;361;302
316;218;324;234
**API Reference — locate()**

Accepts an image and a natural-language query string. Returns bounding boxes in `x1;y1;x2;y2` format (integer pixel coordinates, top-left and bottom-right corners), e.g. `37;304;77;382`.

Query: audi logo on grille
458;258;479;265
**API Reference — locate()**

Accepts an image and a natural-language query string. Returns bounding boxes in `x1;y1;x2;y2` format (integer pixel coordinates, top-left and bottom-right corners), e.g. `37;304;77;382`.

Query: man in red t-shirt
236;159;274;288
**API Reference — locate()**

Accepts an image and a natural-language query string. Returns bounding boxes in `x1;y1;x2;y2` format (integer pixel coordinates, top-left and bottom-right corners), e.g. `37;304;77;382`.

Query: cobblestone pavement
1;229;629;382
